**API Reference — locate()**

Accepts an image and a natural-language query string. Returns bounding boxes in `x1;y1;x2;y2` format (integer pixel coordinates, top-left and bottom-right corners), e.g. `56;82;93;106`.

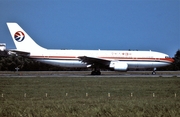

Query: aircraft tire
152;71;156;75
91;71;101;75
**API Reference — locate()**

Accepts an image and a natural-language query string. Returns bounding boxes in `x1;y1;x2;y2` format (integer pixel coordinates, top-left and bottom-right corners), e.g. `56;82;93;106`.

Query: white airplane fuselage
30;49;172;69
6;23;174;74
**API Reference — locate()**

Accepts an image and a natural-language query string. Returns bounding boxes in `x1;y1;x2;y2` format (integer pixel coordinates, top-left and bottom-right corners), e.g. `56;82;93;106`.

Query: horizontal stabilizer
8;49;30;56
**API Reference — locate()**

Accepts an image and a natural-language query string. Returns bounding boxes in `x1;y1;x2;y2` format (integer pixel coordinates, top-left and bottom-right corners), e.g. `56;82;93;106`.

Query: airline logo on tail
14;31;25;42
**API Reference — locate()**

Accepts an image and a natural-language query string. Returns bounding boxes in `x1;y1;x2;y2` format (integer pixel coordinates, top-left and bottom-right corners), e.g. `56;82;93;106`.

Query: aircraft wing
7;49;30;56
78;56;110;68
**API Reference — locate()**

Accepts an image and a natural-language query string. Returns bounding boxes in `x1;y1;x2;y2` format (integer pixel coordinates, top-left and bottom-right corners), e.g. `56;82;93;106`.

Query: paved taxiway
0;71;180;77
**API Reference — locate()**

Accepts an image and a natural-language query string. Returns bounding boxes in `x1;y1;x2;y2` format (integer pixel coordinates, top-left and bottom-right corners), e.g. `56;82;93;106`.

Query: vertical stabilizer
7;23;46;53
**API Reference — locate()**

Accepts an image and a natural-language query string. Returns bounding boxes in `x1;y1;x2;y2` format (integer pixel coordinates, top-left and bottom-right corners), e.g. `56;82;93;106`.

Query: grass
0;77;180;116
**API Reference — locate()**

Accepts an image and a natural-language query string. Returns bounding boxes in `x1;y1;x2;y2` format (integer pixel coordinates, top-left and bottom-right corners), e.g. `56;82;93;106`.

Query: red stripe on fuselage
31;56;77;59
100;57;174;63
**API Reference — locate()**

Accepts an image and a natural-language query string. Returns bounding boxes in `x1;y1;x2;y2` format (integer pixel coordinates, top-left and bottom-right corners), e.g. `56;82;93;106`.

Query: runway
0;71;180;77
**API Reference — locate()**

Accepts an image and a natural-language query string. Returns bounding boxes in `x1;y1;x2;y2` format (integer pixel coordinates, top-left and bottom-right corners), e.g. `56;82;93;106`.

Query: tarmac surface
0;71;180;77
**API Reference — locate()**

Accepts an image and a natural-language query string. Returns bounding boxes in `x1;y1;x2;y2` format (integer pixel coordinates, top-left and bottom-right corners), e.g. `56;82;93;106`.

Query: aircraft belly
37;59;87;68
127;61;170;69
38;59;171;69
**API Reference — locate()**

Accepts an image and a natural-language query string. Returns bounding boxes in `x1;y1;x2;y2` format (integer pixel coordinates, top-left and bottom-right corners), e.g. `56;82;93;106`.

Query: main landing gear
91;67;101;75
152;68;156;75
91;70;101;75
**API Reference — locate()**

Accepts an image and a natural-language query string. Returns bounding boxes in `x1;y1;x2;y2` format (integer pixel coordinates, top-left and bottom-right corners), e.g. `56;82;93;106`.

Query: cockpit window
165;56;169;58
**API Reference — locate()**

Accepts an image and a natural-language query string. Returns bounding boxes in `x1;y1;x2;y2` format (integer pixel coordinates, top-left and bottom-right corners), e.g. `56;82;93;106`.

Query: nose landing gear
152;68;156;75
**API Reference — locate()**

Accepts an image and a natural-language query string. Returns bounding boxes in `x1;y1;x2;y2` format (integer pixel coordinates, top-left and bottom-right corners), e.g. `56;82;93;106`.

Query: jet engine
109;61;128;71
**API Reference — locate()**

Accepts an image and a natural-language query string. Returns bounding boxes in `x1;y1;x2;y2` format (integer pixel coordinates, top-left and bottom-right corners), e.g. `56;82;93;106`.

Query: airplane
6;22;174;75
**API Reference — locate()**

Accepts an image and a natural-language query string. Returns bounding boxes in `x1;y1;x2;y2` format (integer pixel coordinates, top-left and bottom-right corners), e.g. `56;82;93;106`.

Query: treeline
169;49;180;70
0;50;180;71
0;55;58;71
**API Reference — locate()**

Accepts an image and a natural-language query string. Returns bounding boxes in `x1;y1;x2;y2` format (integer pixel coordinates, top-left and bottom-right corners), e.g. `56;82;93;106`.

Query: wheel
91;71;96;75
152;71;156;75
96;71;101;75
91;70;101;75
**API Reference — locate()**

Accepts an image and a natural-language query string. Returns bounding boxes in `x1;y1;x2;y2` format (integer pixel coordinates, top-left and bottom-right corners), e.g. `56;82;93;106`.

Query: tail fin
7;23;46;53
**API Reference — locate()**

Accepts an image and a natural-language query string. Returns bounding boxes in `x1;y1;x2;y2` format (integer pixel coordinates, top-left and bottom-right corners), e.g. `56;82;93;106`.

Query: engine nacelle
109;61;128;71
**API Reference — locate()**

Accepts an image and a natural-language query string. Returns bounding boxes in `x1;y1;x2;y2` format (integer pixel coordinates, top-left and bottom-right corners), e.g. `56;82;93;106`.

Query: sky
0;0;179;57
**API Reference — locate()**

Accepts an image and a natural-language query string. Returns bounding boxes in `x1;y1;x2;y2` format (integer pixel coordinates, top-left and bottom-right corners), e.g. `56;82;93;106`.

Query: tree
172;49;180;70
